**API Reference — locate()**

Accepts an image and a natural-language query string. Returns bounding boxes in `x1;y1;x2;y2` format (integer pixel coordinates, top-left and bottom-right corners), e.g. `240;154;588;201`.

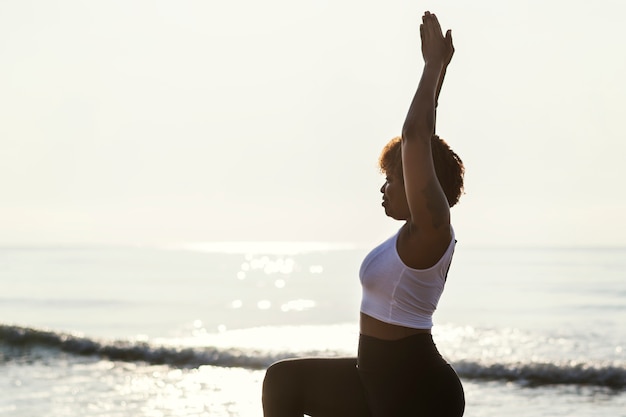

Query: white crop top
359;227;456;329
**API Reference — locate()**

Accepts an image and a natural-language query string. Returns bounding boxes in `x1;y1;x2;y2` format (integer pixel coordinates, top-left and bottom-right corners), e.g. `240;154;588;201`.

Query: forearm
402;62;444;142
435;65;448;107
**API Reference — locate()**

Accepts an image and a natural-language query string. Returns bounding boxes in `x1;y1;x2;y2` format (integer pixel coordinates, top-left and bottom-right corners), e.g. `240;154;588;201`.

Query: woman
262;11;465;417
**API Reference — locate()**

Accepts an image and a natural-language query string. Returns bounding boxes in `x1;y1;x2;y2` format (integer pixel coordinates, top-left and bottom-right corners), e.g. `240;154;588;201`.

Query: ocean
1;241;624;416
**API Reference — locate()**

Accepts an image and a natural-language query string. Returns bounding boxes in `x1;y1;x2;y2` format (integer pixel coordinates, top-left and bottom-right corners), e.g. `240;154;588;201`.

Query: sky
1;0;625;248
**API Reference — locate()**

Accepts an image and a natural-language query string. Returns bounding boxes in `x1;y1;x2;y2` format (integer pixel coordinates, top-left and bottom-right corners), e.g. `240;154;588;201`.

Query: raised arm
399;12;454;267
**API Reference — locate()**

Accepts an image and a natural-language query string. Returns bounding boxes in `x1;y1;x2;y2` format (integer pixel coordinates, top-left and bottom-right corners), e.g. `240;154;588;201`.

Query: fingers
444;29;455;65
420;11;454;65
422;11;445;39
445;29;454;50
430;14;444;38
421;11;430;35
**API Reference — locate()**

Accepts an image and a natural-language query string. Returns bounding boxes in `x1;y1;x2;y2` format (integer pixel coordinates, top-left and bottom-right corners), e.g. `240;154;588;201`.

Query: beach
1;243;625;416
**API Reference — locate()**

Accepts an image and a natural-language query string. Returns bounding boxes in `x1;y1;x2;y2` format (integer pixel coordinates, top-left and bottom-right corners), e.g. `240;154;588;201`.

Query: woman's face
380;170;410;221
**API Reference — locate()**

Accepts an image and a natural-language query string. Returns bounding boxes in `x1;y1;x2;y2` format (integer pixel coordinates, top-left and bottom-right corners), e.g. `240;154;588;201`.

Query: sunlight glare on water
109;363;264;417
160;324;360;356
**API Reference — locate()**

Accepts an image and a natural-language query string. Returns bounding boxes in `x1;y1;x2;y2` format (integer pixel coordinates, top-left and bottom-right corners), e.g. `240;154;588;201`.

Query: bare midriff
360;312;431;340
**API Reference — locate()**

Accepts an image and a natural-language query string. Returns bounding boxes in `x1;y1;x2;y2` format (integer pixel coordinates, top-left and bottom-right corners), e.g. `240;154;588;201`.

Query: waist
360;312;431;340
357;332;446;372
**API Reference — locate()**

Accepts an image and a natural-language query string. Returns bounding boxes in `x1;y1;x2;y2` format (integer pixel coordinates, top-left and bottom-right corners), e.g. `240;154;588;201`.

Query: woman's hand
420;11;454;68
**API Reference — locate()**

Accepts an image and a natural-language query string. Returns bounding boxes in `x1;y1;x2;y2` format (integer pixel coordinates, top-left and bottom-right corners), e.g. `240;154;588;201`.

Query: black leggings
262;334;464;417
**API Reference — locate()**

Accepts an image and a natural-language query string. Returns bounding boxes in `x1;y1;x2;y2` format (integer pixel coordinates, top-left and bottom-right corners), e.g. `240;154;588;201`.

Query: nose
380;182;387;194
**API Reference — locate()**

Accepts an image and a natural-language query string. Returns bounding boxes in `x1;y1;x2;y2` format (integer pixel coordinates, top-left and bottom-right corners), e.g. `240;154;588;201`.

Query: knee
262;359;301;414
263;359;296;391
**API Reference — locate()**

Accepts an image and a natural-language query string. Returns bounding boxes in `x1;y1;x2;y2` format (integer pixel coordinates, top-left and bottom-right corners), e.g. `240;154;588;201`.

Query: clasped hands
420;11;454;68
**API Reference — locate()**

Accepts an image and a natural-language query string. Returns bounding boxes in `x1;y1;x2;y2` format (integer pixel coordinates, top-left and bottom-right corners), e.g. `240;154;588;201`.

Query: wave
1;324;624;389
454;360;625;389
0;324;279;369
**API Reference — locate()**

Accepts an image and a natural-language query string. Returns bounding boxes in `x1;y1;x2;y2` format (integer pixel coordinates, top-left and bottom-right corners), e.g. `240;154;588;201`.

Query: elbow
402;113;435;142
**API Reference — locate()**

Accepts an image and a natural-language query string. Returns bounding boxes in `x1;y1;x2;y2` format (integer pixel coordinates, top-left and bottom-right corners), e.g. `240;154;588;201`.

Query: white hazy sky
1;0;625;247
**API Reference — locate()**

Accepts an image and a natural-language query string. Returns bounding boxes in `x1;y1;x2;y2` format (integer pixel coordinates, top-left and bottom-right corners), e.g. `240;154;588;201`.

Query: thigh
263;357;371;417
359;364;464;417
419;364;465;417
401;365;465;417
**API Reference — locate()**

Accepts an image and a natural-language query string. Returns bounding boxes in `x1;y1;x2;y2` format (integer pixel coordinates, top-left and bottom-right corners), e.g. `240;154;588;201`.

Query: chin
387;211;408;221
384;211;400;221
